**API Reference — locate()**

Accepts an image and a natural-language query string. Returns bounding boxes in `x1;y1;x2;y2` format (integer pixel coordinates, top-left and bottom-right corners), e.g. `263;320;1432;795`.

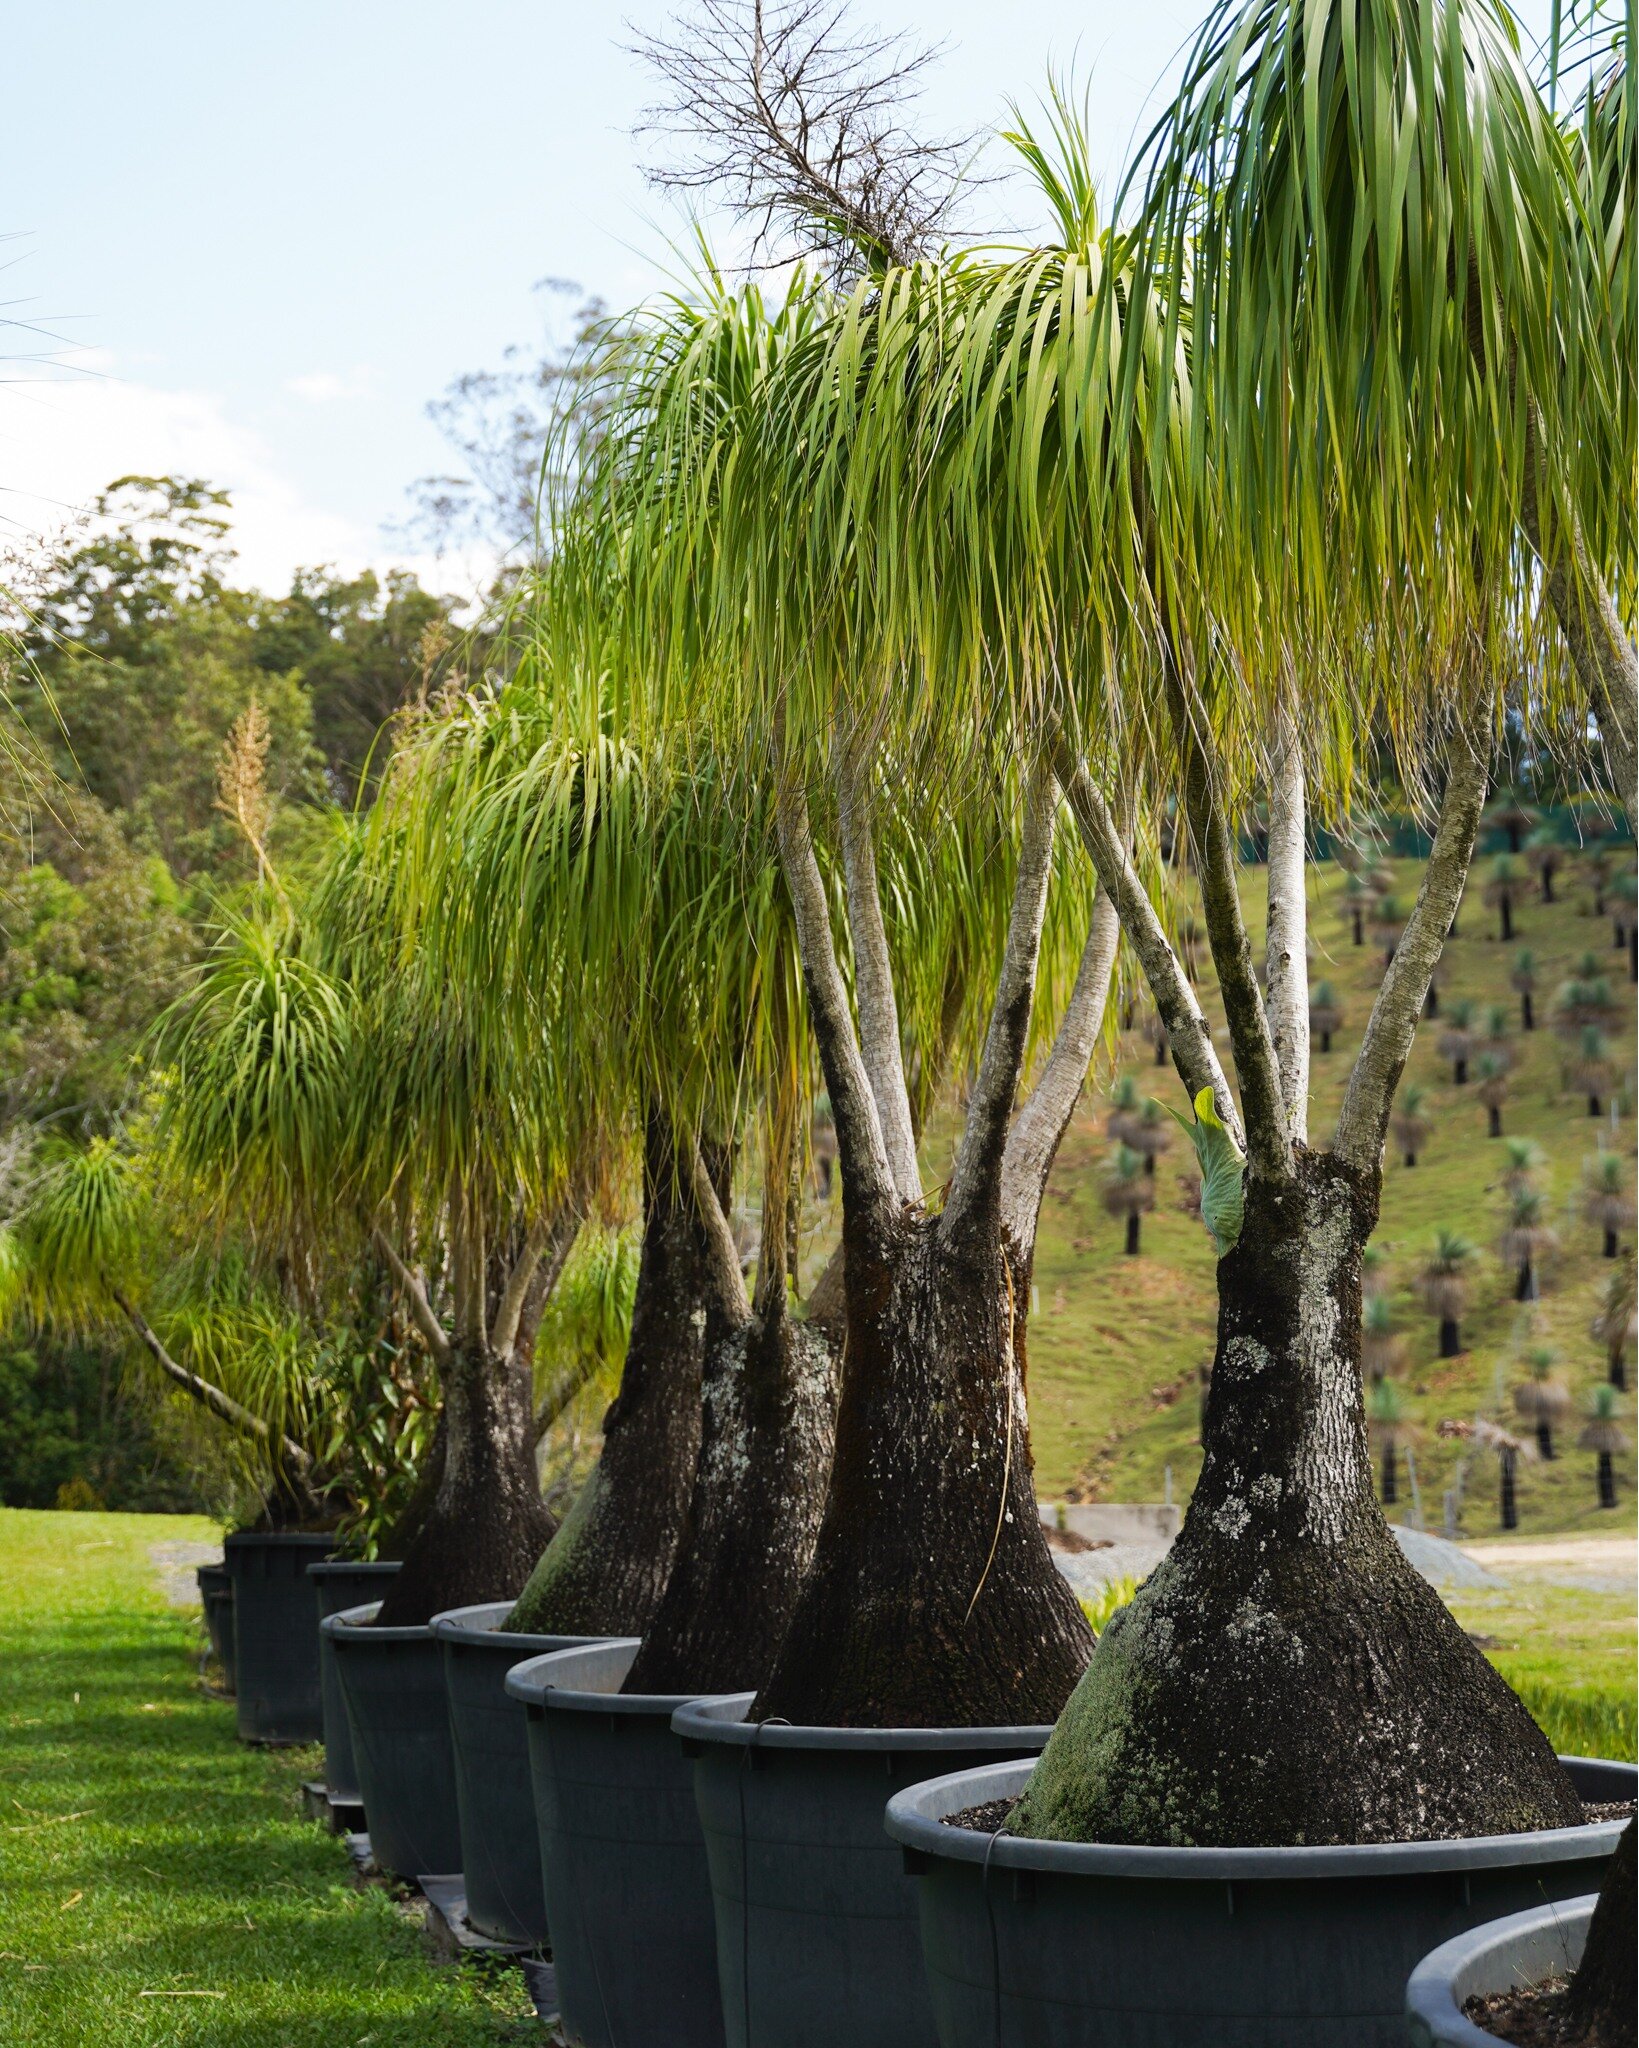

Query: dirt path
149;1538;221;1605
1461;1534;1636;1590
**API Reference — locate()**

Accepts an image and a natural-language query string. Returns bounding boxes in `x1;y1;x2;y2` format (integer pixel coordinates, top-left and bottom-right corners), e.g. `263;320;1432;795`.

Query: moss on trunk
1013;1151;1579;1846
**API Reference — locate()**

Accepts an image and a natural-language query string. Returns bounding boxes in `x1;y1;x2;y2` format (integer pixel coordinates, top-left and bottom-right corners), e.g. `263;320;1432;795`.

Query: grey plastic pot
1405;1893;1596;2047
323;1600;462;1879
223;1531;334;1742
195;1563;235;1693
430;1603;603;1946
672;1694;1052;2048
309;1560;401;1803
506;1638;726;2048
884;1754;1635;2048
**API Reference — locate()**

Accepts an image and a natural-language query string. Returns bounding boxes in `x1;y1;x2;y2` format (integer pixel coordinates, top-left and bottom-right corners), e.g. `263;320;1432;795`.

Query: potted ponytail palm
874;0;1637;2031
160;834;600;1882
6;1134;339;1741
568;209;1128;2044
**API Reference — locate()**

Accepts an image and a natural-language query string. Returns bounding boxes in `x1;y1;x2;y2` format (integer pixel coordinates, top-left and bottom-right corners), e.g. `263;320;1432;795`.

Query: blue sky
1;0;1554;596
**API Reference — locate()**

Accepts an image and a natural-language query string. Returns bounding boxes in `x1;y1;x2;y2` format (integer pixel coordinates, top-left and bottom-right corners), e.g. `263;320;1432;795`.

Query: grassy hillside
1024;849;1637;1541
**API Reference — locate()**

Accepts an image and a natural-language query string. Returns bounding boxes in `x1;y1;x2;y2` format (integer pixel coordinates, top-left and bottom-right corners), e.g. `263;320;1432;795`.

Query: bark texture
1014;1152;1579;1845
1564;1819;1636;2048
623;1308;839;1694
503;1124;712;1635
751;1207;1093;1727
376;1339;555;1625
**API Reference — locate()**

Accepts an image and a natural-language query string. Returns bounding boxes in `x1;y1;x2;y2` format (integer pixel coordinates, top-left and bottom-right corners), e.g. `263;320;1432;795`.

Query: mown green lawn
0;1508;533;2048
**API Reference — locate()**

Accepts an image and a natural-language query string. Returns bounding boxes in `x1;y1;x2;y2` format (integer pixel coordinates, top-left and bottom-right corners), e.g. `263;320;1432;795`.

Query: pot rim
320;1599;435;1647
1404;1893;1596;2048
671;1692;1057;1752
307;1558;401;1581
504;1638;717;1717
429;1602;605;1653
884;1757;1635;1880
224;1530;336;1551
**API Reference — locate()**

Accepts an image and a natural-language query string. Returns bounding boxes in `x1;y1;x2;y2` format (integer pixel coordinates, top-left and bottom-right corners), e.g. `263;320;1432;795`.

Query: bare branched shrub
632;0;976;277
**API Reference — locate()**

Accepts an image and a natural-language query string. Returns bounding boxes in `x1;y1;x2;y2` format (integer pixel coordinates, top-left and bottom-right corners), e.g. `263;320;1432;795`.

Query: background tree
1512;1347;1571;1460
1524;823;1563;901
1475;1053;1511;1138
1362;1295;1404;1385
1592;1265;1636;1391
1473;1417;1530;1531
1498;1189;1558;1302
1511;948;1538;1030
1438;1000;1478;1086
1579;1385;1628;1511
1103;1144;1155;1255
1567;1025;1616;1116
1484;854;1528;942
1391;1084;1434;1168
1367;1378;1417;1506
1583;1152;1636;1258
1309;979;1344;1053
1420;1232;1476;1359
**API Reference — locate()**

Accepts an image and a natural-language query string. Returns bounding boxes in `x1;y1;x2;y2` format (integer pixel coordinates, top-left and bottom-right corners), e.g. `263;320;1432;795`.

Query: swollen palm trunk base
752;1217;1092;1729
674;1694;1051;2048
430;1602;606;1946
885;1756;1633;2048
1013;1157;1579;1849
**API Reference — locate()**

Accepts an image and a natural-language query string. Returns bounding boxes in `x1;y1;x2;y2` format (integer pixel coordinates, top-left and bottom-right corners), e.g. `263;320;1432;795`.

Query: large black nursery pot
884;1754;1636;2048
223;1530;334;1742
671;1694;1052;2048
195;1562;235;1693
430;1602;603;1946
323;1600;462;1880
506;1638;725;2048
310;1560;401;1804
1404;1892;1597;2047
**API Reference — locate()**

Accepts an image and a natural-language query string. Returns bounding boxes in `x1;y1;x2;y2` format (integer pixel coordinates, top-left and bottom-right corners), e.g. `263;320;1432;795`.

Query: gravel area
148;1539;221;1606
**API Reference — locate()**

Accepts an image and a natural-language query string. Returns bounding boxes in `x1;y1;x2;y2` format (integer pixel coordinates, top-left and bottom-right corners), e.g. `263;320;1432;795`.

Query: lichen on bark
1013;1151;1581;1846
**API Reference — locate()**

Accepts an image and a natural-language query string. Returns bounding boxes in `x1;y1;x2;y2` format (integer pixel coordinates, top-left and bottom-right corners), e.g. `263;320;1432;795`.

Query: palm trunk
1604;1229;1618;1259
1521;992;1534;1031
1454;1056;1468;1086
1564;1822;1635;2041
1611;1350;1628;1393
1536;1421;1554;1462
1439;1317;1460;1357
1500;1448;1518;1530
752;1212;1091;1726
1424;986;1439;1019
504;1117;713;1635
1125;1212;1141;1256
1013;1153;1579;1845
1380;1444;1397;1505
376;1337;555;1625
1590;1094;1603;1117
1488;1105;1502;1138
1515;1261;1535;1303
1500;899;1513;942
624;1305;839;1694
1352;908;1363;945
1598;1452;1616;1511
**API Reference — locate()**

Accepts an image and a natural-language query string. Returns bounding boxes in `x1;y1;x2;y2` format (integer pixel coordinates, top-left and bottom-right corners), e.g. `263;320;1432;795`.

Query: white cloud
285;368;377;404
0;352;492;604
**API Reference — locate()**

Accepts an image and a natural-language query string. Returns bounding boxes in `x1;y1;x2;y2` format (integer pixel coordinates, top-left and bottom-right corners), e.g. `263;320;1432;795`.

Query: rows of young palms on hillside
1025;843;1636;1538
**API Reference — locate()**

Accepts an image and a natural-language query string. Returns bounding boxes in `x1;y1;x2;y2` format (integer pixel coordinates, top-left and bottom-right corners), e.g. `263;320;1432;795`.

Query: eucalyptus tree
160;833;590;1624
